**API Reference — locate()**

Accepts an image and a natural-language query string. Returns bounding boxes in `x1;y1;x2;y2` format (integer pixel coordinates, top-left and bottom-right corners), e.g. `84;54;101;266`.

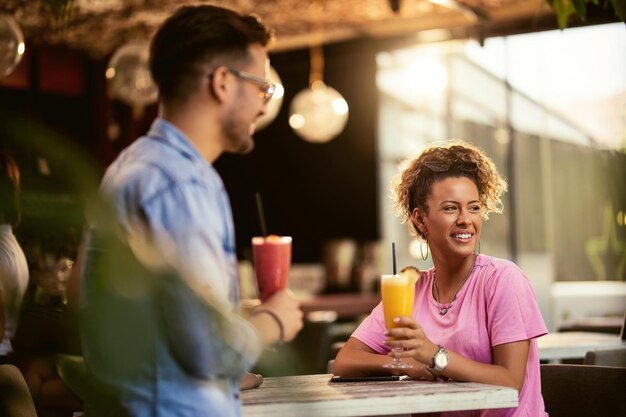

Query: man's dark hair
0;149;21;226
150;5;273;105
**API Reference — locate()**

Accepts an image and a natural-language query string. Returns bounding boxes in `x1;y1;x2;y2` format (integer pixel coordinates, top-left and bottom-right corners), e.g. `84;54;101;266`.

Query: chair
584;347;626;367
0;364;38;417
293;312;338;374
540;364;626;417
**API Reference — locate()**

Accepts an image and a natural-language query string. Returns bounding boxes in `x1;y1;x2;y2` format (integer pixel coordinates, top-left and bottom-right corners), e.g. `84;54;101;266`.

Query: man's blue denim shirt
80;118;261;417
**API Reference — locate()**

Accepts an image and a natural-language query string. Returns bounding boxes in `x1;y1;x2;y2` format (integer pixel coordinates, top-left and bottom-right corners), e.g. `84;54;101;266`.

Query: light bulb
288;82;349;143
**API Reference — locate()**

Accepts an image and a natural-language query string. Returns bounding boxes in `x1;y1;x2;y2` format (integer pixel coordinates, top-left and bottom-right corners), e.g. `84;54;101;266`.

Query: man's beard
223;114;255;155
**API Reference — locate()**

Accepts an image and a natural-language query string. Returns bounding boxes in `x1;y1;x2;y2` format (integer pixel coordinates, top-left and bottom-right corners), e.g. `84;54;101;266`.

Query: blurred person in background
79;5;302;417
0;150;82;417
0;149;29;365
335;142;548;417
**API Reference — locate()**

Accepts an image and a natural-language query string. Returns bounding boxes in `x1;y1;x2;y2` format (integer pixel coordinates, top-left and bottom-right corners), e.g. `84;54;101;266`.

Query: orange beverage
252;235;292;301
381;274;415;330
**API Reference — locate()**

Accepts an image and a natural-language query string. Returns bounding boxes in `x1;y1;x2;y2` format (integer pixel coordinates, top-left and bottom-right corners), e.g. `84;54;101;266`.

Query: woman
334;141;547;416
0;149;29;365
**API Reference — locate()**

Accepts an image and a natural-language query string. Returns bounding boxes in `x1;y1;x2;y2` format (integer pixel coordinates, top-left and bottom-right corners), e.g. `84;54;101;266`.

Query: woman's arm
387;317;529;390
420;340;529;390
333;337;434;380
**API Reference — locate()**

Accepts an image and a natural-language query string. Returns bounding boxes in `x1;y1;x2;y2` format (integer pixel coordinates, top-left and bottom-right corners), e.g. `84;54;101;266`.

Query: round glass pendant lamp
289;80;348;143
0;14;25;79
106;42;158;106
288;44;349;143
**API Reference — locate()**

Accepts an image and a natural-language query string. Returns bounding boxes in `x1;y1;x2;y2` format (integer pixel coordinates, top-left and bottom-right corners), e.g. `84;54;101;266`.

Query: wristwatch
427;345;449;374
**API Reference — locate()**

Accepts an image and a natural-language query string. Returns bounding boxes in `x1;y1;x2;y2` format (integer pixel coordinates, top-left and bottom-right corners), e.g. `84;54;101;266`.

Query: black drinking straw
392;241;397;275
255;192;268;237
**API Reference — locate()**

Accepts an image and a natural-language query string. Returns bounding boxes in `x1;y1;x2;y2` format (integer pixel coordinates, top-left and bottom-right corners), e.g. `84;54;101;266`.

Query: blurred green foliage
545;0;626;29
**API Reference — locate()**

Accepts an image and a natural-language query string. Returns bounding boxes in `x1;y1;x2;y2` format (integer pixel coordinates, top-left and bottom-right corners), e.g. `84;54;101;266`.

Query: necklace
433;254;476;315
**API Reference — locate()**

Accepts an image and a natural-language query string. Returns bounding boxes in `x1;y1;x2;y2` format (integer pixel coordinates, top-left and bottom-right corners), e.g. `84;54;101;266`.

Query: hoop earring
474;239;481;255
420;239;429;261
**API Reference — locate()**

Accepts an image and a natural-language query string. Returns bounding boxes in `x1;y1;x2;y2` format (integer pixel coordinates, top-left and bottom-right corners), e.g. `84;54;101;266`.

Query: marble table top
242;373;518;417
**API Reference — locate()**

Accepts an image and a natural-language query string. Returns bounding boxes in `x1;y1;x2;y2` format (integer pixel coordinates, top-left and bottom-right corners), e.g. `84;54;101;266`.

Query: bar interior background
0;0;624;350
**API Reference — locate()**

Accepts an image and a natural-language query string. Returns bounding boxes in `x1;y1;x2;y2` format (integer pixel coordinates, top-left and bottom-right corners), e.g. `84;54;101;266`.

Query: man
79;5;302;417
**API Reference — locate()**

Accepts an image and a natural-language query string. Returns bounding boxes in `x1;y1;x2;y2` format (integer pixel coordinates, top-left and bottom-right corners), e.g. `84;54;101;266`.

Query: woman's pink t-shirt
352;254;548;417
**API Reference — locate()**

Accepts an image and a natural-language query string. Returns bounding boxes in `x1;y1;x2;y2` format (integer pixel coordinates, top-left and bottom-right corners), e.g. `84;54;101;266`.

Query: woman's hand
404;361;438;381
382;316;438;366
385;316;531;390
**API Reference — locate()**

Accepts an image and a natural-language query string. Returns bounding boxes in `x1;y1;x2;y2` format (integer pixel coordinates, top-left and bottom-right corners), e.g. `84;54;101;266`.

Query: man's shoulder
102;138;203;208
129;135;197;170
108;137;200;185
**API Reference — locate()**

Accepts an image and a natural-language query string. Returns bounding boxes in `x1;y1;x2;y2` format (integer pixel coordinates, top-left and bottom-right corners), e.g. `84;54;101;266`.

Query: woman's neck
432;253;476;302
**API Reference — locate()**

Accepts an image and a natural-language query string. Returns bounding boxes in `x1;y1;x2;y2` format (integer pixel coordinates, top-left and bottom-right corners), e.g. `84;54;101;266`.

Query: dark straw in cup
255;192;268;238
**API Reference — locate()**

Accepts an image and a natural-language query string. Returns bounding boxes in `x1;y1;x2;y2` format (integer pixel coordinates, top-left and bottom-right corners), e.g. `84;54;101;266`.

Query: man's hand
259;289;303;343
240;372;263;390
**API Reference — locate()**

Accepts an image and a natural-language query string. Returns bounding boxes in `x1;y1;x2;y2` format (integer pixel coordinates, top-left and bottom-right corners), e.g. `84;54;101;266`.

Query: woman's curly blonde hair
393;141;507;238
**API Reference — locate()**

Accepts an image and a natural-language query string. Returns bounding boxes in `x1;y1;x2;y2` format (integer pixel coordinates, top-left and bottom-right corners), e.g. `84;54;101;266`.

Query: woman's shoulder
475;254;527;286
415;267;434;288
476;254;521;272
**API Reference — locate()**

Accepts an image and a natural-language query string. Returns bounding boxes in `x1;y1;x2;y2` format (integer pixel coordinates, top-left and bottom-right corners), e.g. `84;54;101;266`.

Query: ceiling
0;0;617;58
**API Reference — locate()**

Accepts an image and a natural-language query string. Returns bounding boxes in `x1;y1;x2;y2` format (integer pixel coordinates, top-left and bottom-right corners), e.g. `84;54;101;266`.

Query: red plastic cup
252;235;292;301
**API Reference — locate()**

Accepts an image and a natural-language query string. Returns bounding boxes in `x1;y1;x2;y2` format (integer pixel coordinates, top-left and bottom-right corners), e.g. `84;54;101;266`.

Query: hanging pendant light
288;43;349;143
106;41;158;107
0;14;25;80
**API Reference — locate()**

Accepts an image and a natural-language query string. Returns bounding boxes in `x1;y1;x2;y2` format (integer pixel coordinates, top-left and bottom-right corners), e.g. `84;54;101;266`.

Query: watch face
435;351;448;368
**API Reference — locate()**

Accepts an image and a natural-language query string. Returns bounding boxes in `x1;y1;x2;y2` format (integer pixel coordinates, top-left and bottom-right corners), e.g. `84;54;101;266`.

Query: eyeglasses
423;160;477;173
226;67;276;104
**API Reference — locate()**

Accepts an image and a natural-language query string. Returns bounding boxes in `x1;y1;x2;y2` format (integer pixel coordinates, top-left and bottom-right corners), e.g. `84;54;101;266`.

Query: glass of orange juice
381;273;415;369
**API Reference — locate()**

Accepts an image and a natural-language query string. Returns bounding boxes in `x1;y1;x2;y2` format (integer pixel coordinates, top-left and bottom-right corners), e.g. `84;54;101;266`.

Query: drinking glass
251;235;292;301
381;273;415;369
